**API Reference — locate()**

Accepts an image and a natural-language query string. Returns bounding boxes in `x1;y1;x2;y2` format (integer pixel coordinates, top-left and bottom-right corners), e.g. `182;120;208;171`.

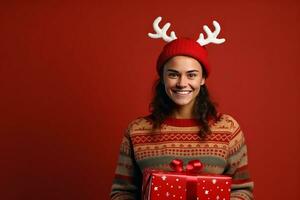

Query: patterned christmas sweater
110;114;254;200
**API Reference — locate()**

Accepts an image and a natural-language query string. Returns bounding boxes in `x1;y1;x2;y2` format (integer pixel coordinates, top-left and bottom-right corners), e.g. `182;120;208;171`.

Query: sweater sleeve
226;119;254;200
110;127;142;200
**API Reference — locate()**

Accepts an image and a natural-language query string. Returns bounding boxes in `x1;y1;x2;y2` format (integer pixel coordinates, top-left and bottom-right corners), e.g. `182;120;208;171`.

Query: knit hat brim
156;38;210;77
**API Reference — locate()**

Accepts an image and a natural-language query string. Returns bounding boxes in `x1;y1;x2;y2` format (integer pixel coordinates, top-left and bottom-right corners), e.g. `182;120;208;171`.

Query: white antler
197;20;225;46
148;16;177;42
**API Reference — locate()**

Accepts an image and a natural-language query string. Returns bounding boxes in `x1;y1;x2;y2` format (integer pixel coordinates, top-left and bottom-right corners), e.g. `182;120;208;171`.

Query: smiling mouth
172;90;192;95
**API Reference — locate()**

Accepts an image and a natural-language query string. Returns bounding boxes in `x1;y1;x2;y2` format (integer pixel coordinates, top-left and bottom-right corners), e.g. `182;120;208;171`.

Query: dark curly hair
148;63;220;138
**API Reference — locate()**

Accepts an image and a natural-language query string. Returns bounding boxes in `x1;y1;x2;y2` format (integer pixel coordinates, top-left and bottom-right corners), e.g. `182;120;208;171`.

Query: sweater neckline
163;117;200;127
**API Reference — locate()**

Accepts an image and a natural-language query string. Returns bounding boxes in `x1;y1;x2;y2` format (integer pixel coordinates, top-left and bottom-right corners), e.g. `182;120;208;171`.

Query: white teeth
174;91;191;94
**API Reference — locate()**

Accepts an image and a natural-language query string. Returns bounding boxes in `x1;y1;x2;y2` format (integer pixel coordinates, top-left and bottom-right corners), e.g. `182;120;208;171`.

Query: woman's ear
200;78;205;85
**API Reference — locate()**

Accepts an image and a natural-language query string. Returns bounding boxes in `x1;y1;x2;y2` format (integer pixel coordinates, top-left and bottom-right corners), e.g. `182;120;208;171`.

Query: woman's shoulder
126;115;154;133
212;113;241;133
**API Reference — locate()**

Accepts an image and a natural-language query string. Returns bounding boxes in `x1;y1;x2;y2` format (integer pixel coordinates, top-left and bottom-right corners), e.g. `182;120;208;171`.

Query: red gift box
142;159;232;200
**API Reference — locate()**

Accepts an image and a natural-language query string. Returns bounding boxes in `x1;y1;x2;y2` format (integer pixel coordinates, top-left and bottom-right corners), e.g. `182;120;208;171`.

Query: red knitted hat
156;38;210;77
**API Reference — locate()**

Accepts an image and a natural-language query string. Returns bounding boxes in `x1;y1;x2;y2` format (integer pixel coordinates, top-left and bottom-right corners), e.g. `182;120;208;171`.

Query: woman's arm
226;119;254;200
110;128;142;200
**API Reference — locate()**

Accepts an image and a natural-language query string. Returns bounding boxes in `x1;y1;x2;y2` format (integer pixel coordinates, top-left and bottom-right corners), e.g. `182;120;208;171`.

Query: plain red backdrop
1;0;299;199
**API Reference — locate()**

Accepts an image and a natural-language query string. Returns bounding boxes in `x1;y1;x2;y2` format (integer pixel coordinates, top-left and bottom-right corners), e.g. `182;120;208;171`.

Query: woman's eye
168;73;178;78
187;73;197;78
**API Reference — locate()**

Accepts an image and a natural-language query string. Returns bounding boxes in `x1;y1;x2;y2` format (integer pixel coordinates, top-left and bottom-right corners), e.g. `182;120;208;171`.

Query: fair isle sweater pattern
111;114;254;200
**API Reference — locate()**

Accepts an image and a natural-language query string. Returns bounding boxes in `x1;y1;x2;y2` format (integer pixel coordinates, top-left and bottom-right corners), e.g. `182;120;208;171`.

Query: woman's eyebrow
167;69;179;73
186;70;199;73
167;69;199;73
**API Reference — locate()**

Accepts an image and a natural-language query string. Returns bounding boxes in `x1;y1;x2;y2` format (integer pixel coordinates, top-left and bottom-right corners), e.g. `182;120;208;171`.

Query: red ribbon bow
170;159;203;174
169;159;204;200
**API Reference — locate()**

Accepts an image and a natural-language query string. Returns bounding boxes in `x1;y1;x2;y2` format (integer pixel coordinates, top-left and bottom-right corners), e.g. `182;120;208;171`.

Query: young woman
110;17;254;200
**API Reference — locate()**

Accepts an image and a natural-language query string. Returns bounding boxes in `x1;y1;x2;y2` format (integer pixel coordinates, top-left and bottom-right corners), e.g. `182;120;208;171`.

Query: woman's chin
172;99;192;106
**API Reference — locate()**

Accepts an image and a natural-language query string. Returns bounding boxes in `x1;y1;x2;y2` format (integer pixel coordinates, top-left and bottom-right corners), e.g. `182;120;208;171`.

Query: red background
1;1;299;199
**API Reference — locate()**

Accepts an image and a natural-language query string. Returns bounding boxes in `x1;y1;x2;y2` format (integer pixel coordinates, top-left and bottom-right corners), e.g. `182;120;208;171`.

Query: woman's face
163;55;205;109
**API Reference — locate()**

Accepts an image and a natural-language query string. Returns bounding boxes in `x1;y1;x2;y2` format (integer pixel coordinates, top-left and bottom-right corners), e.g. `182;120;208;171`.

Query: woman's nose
176;76;188;88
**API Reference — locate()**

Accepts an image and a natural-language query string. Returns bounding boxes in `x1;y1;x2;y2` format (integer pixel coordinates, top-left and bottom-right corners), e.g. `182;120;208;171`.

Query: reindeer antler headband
148;16;226;77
